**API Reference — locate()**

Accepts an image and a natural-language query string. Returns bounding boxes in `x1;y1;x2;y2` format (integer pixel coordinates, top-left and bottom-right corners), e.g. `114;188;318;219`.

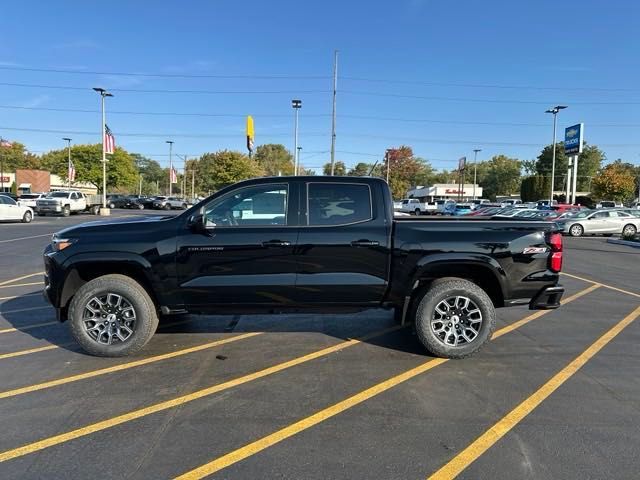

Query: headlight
51;235;77;252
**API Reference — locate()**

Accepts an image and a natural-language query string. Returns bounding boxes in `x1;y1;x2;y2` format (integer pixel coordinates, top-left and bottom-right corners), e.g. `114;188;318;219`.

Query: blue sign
564;123;584;155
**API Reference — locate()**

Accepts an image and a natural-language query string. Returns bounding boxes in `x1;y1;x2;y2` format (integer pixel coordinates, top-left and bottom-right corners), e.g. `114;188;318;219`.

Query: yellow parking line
427;304;640;480
561;271;640;299
0;292;42;301
171;284;600;479
0;272;43;287
0;281;44;290
0;332;262;400
0;326;402;463
0;306;50;316
0;345;63;360
0;321;58;334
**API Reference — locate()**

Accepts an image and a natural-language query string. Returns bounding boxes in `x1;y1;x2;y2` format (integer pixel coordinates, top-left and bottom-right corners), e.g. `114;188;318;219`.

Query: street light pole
166;141;174;196
93;88;113;211
472;148;481;200
545;105;567;204
297;146;302;174
385;149;391;183
291;100;302;175
63;137;72;190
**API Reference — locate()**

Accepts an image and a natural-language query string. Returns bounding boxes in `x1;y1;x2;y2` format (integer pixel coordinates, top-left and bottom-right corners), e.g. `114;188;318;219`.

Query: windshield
47;192;69;198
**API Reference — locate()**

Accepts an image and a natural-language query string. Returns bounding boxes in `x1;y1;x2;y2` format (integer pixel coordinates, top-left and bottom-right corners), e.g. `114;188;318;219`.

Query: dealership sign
0;176;10;183
564;123;584;155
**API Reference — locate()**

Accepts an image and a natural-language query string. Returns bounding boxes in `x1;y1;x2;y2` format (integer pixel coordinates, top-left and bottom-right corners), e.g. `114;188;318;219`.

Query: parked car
0;192;18;201
470;199;491;209
559;209;640;237
43;176;564;358
452;203;473;216
36;191;102;216
596;200;623;209
140;197;159;209
124;196;146;209
399;198;436;215
106;194;129;209
17;193;45;212
152;196;189;210
0;195;33;223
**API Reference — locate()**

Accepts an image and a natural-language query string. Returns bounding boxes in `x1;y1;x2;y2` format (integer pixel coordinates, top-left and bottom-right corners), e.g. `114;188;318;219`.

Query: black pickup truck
44;176;564;358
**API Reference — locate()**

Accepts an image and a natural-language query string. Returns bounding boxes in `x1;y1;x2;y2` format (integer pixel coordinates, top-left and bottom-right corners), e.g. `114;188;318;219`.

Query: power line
0;82;329;95
0;65;330;80
2;105;638;128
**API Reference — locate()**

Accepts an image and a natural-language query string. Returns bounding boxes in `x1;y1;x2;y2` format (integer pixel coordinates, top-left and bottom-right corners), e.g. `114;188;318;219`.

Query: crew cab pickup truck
37;191;103;216
399;198;436;215
43;176;564;358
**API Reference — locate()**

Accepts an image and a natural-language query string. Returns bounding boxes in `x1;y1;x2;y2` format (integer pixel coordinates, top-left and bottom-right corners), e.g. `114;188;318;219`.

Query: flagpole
63;137;72;189
93;87;113;213
166;141;174;196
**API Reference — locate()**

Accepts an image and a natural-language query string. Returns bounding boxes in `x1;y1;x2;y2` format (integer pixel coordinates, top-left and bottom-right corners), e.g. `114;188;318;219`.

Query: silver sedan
560;209;640;237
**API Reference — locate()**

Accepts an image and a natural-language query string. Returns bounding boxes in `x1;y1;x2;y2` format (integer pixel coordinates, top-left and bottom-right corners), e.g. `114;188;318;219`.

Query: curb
607;238;640;249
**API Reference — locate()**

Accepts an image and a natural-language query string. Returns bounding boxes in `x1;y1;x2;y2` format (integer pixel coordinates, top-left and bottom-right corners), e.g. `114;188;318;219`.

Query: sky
0;0;638;174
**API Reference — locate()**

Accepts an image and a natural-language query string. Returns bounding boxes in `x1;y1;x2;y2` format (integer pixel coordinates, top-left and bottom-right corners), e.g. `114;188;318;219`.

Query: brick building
16;169;50;194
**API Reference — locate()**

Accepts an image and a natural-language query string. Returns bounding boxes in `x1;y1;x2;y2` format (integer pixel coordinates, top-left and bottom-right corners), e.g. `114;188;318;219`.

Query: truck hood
56;214;174;237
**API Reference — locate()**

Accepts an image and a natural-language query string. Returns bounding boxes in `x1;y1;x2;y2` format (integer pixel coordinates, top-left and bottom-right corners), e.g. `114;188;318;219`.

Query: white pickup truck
36;191;103;216
399;198;438;215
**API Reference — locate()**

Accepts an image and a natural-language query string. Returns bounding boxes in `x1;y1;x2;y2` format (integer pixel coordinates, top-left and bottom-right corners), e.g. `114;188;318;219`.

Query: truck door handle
262;240;291;248
351;240;380;247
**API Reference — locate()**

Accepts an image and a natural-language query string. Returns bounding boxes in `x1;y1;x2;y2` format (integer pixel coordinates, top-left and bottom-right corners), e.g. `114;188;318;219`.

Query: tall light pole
93;88;113;211
297;146;302;174
472;148;481;200
330;50;338;176
63;137;72;189
166;141;174;195
545;105;567;204
292;99;302;175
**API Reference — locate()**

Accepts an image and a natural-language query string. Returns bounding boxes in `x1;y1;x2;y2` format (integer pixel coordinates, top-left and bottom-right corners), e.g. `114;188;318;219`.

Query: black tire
414;278;496;359
164;204;171;210
622;224;637;237
62;205;70;217
108;202;115;209
415;208;421;216
90;205;100;215
182;203;187;210
22;211;33;223
569;224;583;237
68;274;159;357
138;204;144;210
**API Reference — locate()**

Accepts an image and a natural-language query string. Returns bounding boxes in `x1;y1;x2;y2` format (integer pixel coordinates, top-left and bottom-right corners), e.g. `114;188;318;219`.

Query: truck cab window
307;183;372;226
204;184;288;227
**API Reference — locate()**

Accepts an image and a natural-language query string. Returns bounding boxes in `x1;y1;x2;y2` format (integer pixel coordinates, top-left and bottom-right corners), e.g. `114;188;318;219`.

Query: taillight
548;232;563;272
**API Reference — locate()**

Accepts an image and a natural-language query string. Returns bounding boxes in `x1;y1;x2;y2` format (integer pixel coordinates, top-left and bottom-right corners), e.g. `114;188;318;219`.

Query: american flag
68;160;76;182
170;166;178;184
104;125;115;154
0;139;13;148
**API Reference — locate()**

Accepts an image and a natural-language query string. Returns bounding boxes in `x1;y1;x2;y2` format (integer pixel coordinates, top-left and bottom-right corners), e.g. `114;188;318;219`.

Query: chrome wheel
431;296;483;347
622;224;637;236
82;293;137;345
569;224;583;237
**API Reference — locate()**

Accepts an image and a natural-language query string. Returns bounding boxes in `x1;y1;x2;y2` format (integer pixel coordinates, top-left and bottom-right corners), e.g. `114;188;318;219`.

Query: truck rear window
307;183;372;226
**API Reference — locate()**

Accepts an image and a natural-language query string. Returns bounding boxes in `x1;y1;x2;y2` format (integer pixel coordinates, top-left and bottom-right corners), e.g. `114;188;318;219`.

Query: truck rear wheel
68;274;159;357
414;278;495;359
90;205;100;215
62;205;70;217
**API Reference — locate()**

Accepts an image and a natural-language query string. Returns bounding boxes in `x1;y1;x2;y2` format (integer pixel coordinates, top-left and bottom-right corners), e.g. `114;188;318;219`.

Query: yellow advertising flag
246;115;255;154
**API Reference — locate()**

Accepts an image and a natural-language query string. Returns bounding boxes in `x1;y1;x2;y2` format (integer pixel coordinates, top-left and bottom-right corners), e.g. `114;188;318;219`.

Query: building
407;183;483;202
0;170;97;195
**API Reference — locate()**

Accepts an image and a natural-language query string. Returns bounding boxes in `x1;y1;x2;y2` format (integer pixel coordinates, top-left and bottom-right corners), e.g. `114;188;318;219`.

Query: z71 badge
523;246;548;254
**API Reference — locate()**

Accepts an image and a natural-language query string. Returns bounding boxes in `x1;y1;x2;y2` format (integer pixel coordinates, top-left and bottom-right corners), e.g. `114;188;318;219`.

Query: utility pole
385;149;391;183
139;174;143;196
291;99;302;175
545;105;567;204
93;88;113;212
166;140;174;196
330;50;338;176
472;149;481;200
192;169;195;200
63;137;72;190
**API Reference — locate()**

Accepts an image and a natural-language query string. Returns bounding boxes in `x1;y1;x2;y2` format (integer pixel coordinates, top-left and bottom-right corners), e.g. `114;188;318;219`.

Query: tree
0;141;41;171
520;175;550;202
196;150;264;193
383;146;433;199
40;144;138;192
347;162;373;176
591;160;636;202
536;142;604;192
477;155;521;200
131;153;165;195
521;159;537;176
254;144;294;176
323;161;346;176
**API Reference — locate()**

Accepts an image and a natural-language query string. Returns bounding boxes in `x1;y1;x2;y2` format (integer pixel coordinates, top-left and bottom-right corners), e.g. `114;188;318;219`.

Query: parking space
0;215;638;479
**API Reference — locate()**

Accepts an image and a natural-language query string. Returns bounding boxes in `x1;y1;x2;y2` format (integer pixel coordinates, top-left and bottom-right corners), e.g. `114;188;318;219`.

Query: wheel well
415;264;504;308
60;263;157;312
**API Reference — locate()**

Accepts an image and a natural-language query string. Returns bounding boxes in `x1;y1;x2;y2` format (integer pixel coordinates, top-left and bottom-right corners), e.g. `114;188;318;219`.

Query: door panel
176;183;299;309
296;182;390;305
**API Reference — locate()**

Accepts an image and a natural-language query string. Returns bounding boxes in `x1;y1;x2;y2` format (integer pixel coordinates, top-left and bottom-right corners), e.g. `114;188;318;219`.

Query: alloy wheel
82;293;137;345
431;295;483;347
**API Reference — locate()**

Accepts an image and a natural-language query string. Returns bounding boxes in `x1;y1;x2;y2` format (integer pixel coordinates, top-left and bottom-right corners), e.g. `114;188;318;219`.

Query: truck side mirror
188;213;206;232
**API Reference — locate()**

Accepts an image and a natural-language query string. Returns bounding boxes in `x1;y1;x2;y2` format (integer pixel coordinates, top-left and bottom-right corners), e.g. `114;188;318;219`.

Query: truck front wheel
62;205;70;217
68;274;159;357
414;278;495;359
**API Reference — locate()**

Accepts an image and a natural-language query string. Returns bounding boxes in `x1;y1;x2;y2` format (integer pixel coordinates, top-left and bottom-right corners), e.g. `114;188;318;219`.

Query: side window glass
308;183;372;226
204;185;288;227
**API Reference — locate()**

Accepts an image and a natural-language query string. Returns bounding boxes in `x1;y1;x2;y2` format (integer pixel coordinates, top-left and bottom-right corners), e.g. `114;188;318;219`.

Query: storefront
407;183;483;202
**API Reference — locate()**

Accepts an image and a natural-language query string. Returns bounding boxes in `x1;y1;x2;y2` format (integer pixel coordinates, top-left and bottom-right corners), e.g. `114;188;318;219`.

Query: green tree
591;160;636;202
477;155;521;200
40;144;138;192
347;162;373;176
536;142;604;192
323;161;347;176
383;146;433;199
521;159;537;176
254;144;294;176
0;141;41;171
131;153;165;195
196;150;264;193
576;145;604;191
520;175;550;202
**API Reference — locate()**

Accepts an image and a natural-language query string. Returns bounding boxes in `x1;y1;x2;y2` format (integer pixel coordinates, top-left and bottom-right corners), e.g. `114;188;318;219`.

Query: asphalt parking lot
0;211;638;479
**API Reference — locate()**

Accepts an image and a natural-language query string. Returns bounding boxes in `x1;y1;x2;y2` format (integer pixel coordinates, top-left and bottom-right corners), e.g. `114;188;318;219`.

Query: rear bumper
529;285;564;310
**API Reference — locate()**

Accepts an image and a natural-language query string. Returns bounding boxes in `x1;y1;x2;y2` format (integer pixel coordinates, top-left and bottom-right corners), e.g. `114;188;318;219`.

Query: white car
17;193;45;211
596;200;623;209
0;195;34;223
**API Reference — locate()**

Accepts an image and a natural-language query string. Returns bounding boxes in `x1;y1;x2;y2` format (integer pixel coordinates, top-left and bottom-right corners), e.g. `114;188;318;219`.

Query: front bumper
38;204;63;213
529;285;565;309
